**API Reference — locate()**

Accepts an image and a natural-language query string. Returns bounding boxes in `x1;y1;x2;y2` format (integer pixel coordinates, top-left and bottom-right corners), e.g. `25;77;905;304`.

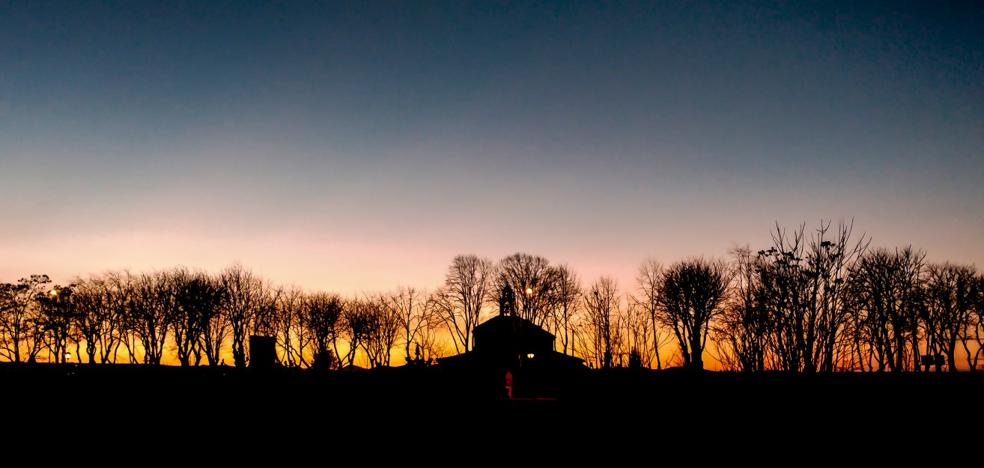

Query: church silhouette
438;284;584;372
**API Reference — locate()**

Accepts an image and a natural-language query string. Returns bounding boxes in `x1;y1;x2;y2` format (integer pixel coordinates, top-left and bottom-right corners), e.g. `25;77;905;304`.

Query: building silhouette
438;284;583;372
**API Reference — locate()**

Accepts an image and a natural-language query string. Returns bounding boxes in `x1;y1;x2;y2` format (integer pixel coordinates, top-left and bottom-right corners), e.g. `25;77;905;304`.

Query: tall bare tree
848;247;925;371
390;286;431;364
275;286;308;367
923;263;976;372
304;292;343;369
494;253;561;326
755;227;811;372
0;283;17;361
363;294;401;368
128;272;172;365
714;247;770;371
417;299;447;361
804;221;868;372
94;273;128;363
636;259;664;369
755;222;866;373
219;264;267;368
104;271;139;364
341;298;374;367
70;277;110;364
0;275;51;363
656;258;728;370
171;269;223;366
623;296;655;368
580;277;621;369
550;265;581;356
36;284;76;364
200;277;230;366
965;275;984;371
430;255;494;353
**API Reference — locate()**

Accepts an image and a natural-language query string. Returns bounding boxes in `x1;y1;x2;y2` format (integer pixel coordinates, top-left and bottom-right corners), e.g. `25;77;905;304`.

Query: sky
1;1;982;293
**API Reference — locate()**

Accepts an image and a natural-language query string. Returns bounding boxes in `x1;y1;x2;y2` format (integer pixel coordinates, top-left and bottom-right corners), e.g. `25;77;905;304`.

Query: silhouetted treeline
1;221;982;372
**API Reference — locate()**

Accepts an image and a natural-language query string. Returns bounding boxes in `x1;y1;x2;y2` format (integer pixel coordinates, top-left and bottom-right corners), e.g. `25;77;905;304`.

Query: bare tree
104;271;139;364
755;227;811;372
94;273;128;363
0;275;51;363
389;286;431;364
965;275;984;371
923;263;976;372
36;284;75;364
70;277;110;364
417;299;447;362
656;258;728;370
0;283;16;361
754;222;866;373
275;286;308;367
714;247;770;371
171;269;223;366
623;296;655;368
304;292;343;369
494;253;561;326
219;264;268;368
430;255;494;353
636;259;664;369
804;221;868;372
253;287;280;340
848;247;925;371
363;294;400;368
580;277;621;369
200;276;230;367
550;265;581;356
341;298;374;367
129;272;173;365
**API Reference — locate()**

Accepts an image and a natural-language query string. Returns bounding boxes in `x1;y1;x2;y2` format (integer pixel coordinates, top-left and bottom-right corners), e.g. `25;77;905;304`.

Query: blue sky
1;1;982;291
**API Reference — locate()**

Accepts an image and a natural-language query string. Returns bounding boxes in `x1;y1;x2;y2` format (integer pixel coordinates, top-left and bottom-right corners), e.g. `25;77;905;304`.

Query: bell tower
498;283;516;316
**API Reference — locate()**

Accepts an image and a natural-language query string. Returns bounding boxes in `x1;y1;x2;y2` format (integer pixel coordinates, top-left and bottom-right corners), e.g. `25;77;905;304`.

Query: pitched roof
473;315;554;341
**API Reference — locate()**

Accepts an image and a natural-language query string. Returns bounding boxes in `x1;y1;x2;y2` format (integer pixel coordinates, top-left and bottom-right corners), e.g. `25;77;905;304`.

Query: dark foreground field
2;363;981;453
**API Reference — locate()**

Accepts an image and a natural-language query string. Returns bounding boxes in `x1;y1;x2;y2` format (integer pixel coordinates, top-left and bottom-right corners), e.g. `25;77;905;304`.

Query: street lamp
524;285;533;318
